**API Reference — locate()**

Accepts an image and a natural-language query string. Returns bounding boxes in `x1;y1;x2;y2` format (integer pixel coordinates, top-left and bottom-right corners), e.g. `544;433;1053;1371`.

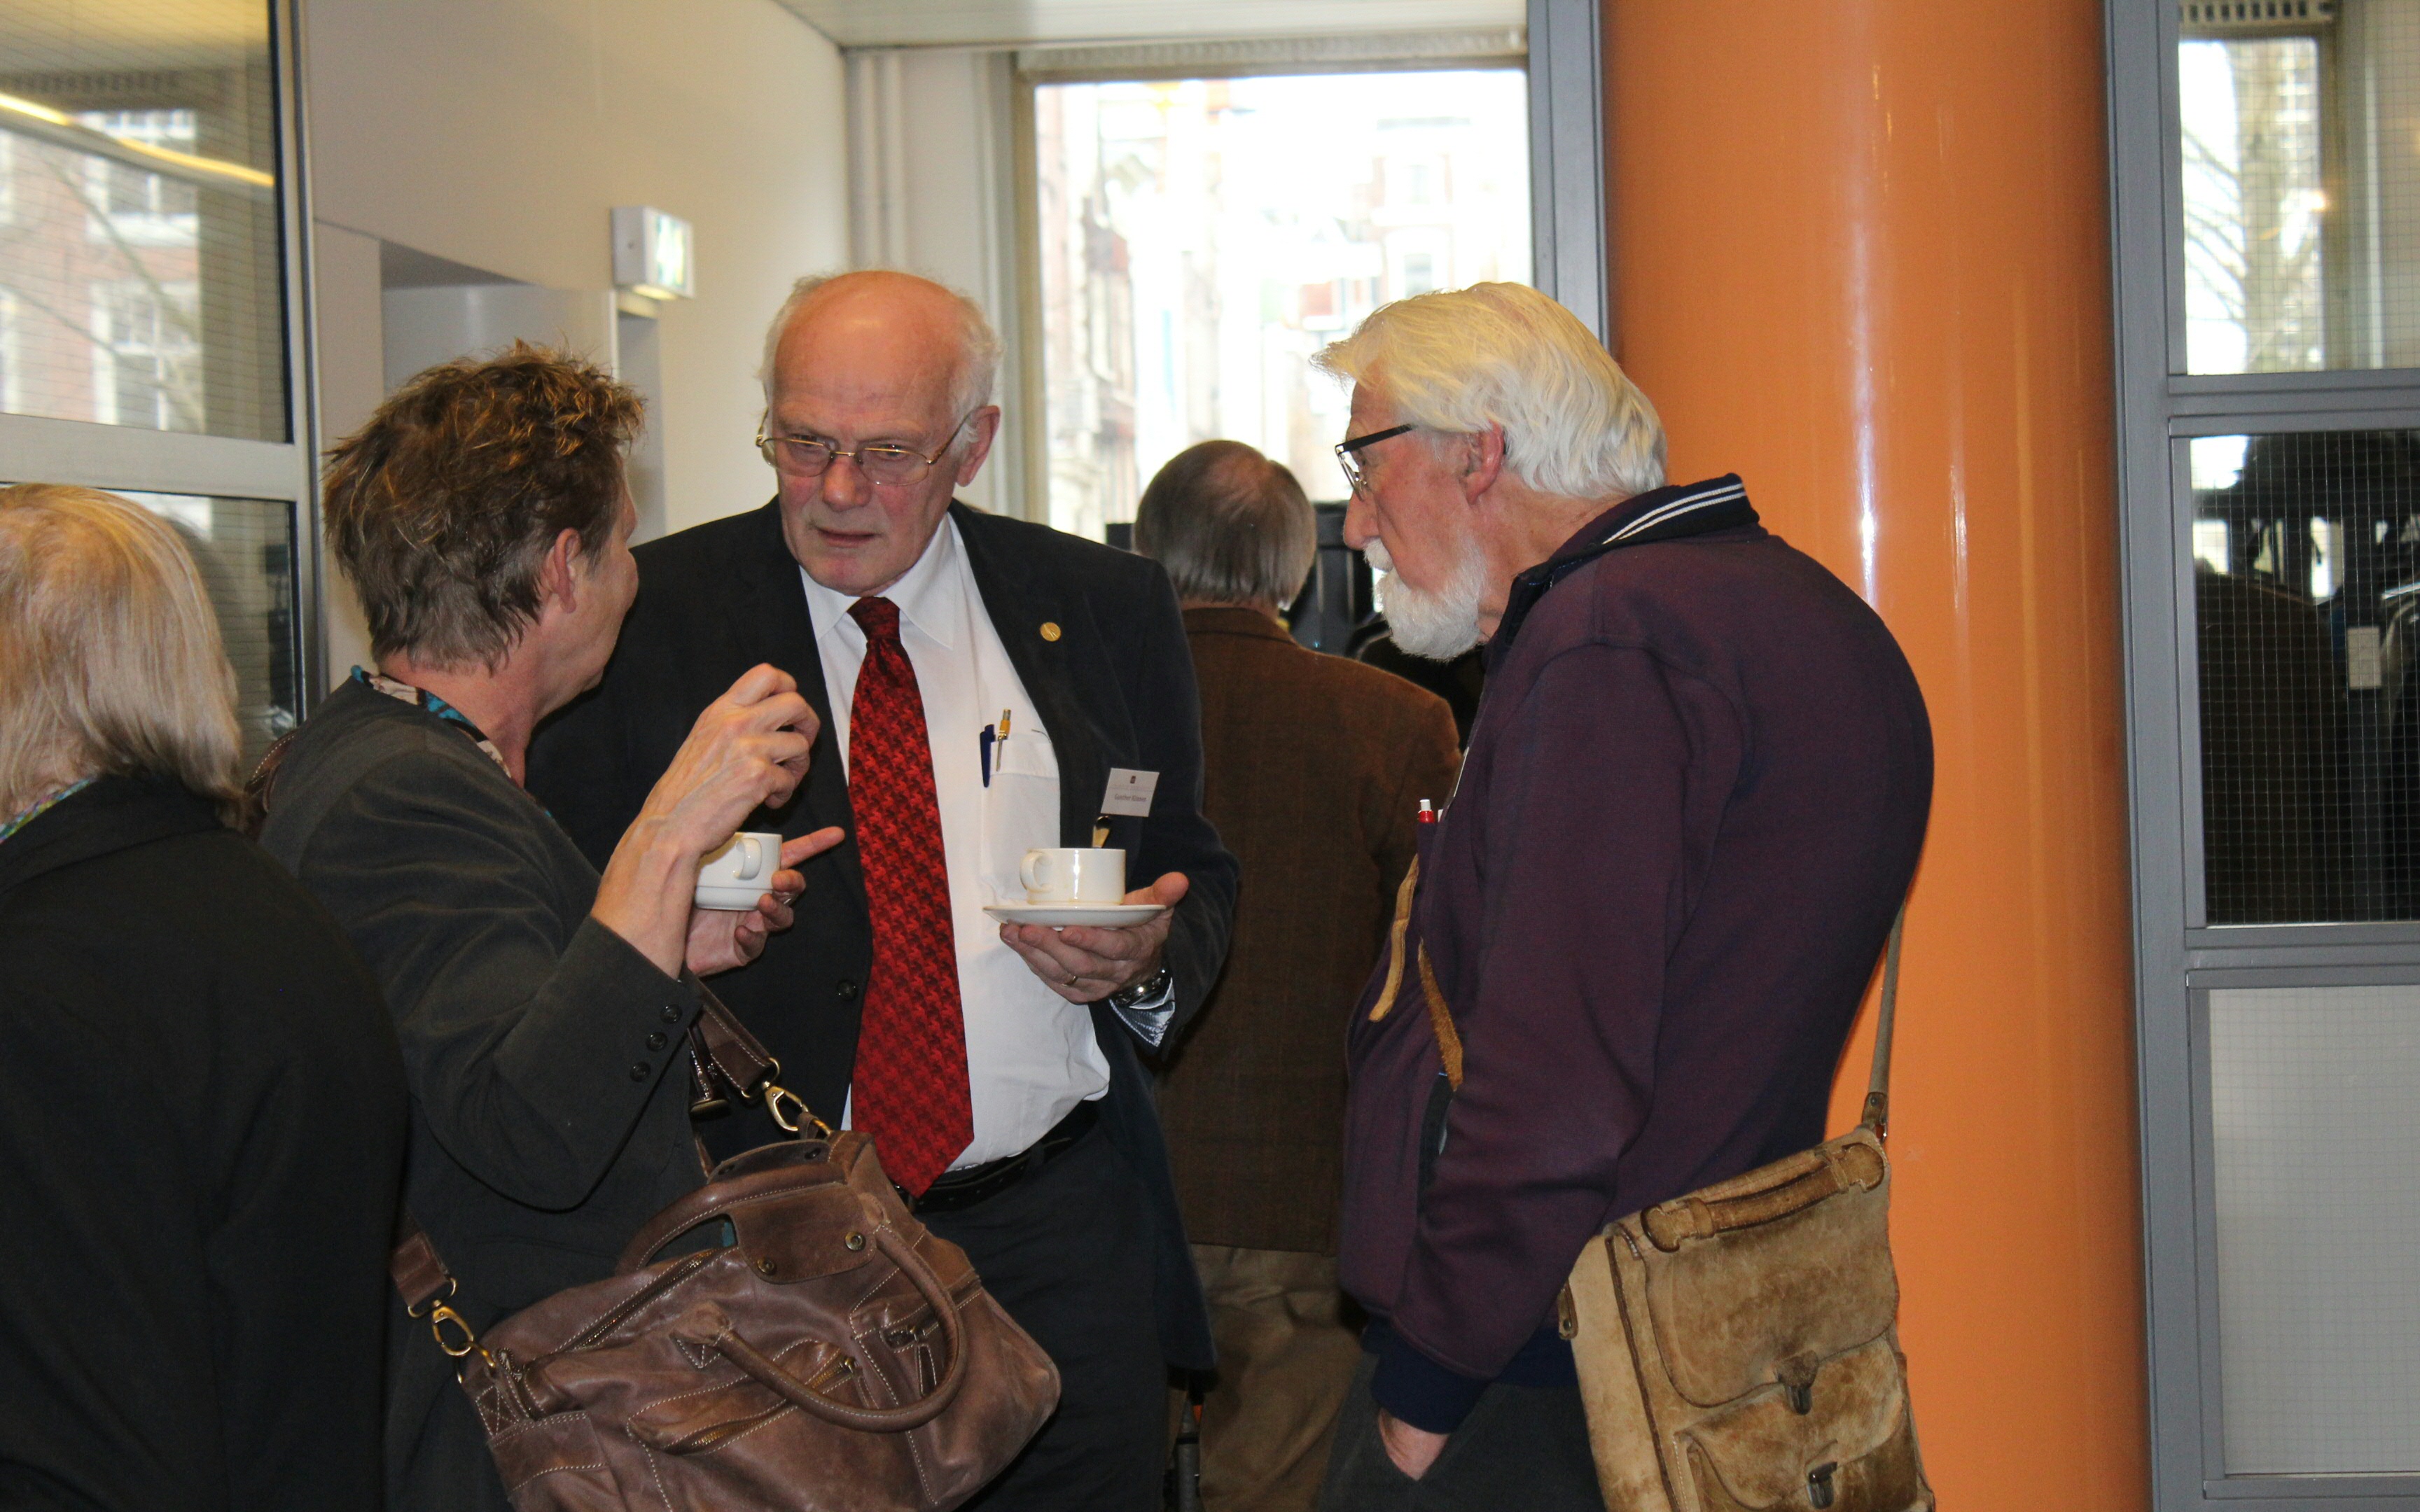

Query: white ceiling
774;0;1527;49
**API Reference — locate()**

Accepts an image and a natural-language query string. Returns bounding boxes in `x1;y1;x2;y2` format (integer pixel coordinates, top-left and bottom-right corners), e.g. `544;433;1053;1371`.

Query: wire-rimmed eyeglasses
1334;424;1417;496
755;411;978;485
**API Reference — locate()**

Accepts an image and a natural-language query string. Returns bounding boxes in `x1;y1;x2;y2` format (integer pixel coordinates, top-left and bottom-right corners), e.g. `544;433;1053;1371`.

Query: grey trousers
1316;1352;1605;1512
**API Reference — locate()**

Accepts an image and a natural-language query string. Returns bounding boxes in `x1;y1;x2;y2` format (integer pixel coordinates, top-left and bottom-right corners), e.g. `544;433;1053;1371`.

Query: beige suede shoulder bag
1557;913;1935;1512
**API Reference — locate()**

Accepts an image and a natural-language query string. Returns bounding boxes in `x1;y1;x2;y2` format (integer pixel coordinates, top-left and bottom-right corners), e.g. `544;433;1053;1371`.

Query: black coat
0;776;407;1511
529;500;1237;1368
259;681;711;1511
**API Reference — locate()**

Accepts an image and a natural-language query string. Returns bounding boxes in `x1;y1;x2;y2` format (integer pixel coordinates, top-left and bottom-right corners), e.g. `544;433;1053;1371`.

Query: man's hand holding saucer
999;871;1188;1003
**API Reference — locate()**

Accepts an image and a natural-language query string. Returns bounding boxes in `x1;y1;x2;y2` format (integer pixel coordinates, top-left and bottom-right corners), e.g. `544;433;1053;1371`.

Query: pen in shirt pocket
979;708;1010;785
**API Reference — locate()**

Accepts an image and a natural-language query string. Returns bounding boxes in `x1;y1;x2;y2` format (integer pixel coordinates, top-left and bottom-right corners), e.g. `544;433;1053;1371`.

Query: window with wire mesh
2195;430;2420;922
0;0;288;440
2179;1;2420;375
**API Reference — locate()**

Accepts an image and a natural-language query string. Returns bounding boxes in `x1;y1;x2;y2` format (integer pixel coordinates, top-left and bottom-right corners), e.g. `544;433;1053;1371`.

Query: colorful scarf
0;777;95;847
354;667;510;774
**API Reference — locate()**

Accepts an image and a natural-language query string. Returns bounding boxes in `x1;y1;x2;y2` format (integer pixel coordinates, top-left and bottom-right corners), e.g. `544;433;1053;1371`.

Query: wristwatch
1104;965;1174;1011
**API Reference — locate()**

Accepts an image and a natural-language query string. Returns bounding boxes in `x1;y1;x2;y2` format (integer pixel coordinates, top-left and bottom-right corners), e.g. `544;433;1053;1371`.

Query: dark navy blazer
529;498;1236;1368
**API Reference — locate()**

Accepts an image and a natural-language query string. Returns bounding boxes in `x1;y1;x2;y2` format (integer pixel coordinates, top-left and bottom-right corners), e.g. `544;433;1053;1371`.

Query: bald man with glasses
531;270;1237;1511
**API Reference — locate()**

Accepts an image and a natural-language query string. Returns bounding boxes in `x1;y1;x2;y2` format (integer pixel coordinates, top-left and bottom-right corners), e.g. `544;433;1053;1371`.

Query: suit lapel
732;500;868;909
952;504;1109;848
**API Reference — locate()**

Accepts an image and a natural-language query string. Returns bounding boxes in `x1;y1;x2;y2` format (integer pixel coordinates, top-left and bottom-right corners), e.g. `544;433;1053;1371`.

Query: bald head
759;270;1001;417
757;270;1006;596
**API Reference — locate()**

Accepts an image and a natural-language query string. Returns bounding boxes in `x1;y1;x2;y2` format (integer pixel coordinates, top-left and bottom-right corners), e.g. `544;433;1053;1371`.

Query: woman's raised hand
637;664;817;855
593;666;826;978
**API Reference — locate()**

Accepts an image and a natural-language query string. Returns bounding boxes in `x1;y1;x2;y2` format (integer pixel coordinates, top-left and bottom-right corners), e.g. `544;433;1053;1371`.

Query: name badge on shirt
1101;768;1160;818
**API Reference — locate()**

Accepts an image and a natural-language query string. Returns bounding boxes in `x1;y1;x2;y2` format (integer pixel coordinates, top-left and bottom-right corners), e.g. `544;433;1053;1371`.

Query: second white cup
1020;846;1125;905
696;830;785;911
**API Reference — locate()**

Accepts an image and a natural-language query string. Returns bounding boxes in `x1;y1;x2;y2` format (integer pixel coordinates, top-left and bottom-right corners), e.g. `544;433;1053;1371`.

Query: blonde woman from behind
0;484;410;1512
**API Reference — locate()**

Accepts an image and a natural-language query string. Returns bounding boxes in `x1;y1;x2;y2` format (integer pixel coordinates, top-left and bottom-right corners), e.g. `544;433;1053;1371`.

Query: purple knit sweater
1339;476;1933;1432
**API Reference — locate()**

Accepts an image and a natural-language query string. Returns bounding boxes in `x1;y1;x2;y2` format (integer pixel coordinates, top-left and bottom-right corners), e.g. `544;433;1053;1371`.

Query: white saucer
983;902;1169;927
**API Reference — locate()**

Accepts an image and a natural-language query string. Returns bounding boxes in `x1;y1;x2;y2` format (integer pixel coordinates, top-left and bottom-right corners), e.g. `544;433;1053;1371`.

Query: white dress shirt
801;517;1112;1168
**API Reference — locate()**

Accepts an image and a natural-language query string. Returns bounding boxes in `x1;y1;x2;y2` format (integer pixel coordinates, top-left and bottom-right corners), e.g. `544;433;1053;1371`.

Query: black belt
907;1098;1101;1214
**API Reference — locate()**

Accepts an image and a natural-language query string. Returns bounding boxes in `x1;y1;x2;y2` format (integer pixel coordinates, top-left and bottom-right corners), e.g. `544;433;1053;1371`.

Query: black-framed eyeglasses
1334;424;1417;496
754;410;978;485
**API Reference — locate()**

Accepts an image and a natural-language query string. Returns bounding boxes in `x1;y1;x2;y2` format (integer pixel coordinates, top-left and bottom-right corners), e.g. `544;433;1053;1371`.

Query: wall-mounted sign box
611;206;694;300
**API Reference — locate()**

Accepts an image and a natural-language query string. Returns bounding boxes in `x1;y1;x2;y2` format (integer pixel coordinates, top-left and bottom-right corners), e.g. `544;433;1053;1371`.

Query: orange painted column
1605;3;2146;1508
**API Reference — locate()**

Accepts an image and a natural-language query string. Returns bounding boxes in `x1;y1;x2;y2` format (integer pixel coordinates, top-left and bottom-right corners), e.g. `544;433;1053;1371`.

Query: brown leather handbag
389;996;1061;1512
1559;914;1933;1512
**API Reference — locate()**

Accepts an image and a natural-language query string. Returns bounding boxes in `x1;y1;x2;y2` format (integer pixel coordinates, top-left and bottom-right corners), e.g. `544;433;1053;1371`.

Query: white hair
1314;282;1666;501
758;270;1003;419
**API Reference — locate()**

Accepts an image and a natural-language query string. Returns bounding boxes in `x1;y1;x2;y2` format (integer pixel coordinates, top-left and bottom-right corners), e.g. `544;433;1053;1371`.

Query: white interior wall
303;0;851;682
310;220;384;681
378;287;620;395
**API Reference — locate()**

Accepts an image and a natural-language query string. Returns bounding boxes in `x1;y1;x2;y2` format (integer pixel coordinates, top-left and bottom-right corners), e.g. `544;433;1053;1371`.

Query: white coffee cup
696;830;785;911
1020;847;1125;905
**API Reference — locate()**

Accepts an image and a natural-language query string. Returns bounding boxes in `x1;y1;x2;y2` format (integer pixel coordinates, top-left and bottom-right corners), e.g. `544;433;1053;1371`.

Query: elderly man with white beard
1314;284;1933;1511
1356;534;1491;662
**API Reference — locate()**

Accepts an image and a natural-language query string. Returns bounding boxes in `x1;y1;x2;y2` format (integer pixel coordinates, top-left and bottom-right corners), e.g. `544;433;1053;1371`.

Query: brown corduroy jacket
1157;606;1462;1255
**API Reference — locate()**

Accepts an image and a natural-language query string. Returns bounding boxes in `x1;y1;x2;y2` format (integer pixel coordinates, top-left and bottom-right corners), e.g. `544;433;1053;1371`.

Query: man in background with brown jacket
1138;441;1463;1512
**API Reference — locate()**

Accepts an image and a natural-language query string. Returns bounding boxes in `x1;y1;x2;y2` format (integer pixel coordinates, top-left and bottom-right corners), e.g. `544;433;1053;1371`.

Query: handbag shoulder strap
1858;906;1907;1138
687;989;779;1110
389;1212;485;1361
235;728;302;841
687;989;830;1136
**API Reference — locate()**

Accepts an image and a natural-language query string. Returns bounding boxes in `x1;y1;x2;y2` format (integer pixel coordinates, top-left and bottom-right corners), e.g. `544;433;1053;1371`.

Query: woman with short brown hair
258;346;841;1510
321;340;642;671
0;484;408;1512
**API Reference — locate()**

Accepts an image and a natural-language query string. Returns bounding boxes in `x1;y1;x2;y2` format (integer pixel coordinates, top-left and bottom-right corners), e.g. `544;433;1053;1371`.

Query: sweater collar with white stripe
1488;474;1758;657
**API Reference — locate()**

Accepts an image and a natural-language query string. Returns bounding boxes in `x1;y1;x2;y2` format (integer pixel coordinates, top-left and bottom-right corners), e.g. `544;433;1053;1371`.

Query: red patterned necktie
844;596;973;1195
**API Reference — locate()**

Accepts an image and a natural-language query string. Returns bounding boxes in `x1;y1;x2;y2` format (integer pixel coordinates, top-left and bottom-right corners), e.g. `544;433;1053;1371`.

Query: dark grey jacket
260;679;707;1512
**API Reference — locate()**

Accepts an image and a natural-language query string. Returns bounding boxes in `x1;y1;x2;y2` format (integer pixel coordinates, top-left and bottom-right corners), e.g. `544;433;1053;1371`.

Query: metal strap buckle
426;1302;482;1359
765;1082;833;1139
404;1277;488;1364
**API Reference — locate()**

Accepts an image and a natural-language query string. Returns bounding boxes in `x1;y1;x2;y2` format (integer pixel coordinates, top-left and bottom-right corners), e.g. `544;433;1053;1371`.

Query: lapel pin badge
1038;621;1062;642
